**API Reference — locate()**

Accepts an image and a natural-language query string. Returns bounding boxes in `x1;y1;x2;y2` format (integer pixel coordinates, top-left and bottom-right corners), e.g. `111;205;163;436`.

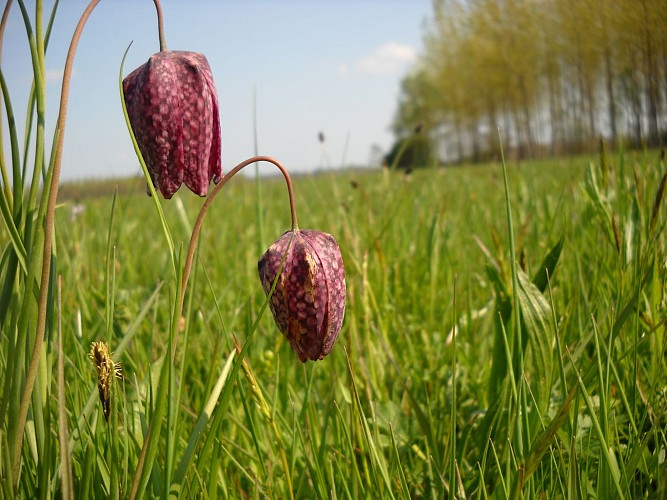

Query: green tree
391;0;667;161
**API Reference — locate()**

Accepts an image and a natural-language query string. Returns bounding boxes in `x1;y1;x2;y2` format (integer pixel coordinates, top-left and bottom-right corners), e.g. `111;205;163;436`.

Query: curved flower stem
12;0;101;486
173;155;298;359
152;0;167;51
129;156;298;498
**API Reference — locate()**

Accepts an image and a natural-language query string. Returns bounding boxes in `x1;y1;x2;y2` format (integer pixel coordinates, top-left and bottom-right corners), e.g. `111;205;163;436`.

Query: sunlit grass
3;148;664;497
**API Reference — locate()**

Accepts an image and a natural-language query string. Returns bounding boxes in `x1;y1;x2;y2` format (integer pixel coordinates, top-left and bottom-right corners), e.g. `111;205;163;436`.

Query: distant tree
391;0;667;161
384;133;434;170
392;68;438;138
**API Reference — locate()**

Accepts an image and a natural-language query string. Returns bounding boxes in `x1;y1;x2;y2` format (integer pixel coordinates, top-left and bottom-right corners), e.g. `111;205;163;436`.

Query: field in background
3;150;666;497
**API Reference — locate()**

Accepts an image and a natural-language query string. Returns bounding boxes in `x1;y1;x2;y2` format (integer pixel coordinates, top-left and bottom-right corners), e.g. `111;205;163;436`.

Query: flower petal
123;51;222;198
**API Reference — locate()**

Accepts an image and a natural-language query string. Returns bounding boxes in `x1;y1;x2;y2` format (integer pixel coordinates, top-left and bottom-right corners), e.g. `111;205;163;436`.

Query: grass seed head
89;341;122;422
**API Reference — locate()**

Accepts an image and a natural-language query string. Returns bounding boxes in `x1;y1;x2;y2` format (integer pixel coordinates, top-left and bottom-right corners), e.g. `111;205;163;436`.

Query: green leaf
531;237;564;293
583;163;616;248
517;269;553;412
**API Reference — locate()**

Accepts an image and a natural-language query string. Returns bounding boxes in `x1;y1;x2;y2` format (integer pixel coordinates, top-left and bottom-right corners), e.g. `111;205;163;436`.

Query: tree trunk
454;120;464;163
585;72;597;143
631;72;643;145
604;46;617;143
487;97;499;156
519;75;534;158
469;123;480;162
601;12;617;143
546;62;563;155
642;0;660;145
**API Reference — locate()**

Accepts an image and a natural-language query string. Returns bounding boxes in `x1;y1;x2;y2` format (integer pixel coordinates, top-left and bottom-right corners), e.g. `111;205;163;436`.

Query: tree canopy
393;0;667;163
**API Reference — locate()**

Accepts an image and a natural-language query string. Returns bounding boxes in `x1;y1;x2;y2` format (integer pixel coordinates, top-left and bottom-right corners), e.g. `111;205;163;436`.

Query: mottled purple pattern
258;230;346;362
123;51;222;198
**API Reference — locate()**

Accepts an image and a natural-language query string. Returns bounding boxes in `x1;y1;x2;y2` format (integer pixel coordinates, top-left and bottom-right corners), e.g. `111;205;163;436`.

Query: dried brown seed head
89;341;122;422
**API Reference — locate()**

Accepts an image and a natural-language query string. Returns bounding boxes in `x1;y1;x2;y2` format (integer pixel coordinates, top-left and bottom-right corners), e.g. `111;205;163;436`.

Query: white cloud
354;42;417;75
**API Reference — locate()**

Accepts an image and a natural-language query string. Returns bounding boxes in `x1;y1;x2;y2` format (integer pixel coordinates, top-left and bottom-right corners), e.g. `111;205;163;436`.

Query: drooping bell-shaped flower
258;230;346;362
123;51;222;198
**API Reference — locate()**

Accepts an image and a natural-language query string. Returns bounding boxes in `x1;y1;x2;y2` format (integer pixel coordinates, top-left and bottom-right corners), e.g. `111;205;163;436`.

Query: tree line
391;0;667;165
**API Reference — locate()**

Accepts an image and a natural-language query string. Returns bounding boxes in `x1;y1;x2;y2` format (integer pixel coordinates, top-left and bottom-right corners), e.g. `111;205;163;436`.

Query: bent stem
128;156;299;498
152;0;166;51
12;0;102;486
175;155;299;359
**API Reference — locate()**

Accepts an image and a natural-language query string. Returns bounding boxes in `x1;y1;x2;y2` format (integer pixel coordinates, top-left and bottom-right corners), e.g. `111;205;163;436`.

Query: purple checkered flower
123;51;222;198
258;230;346;362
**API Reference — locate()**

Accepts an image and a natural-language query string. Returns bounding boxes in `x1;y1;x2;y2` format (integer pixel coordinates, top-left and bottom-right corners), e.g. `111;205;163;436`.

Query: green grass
2;147;665;497
3;2;664;497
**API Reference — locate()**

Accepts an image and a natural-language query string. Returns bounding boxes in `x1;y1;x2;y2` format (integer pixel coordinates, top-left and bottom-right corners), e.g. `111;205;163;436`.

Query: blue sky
3;0;432;181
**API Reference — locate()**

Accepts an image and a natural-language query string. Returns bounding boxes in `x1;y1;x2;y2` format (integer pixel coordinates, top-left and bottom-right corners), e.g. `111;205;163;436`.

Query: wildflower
89;341;122;422
69;203;85;222
123;51;222;198
258;230;346;362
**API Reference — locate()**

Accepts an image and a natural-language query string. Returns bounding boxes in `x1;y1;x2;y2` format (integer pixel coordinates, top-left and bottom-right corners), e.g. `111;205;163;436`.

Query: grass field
2;146;665;497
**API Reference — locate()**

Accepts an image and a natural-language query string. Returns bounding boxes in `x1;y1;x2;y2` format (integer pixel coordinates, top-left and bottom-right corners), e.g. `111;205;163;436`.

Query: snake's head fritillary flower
258;230;346;362
123;50;222;198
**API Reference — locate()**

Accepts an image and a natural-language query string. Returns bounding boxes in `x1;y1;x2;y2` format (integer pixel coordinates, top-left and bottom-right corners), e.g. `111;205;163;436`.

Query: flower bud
258;230;346;362
123;50;222;198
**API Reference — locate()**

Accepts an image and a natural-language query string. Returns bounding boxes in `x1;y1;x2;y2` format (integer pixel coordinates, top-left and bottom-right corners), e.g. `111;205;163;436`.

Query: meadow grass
2;146;665;497
3;2;665;497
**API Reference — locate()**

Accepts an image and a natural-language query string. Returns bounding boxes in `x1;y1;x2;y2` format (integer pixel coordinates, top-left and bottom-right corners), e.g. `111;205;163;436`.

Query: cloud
354;42;417;75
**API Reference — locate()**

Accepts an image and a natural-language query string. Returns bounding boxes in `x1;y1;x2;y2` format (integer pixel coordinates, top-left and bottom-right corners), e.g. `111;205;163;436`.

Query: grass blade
171;350;235;491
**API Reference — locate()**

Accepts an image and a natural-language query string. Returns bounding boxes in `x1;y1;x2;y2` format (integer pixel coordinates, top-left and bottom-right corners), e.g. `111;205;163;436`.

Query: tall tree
391;0;667;163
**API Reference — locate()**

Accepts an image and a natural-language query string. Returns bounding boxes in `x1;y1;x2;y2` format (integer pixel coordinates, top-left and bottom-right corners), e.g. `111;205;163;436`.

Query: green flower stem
23;2;59;229
119;43;176;270
167;155;299;488
167;156;298;491
16;0;46;236
127;156;298;498
12;0;101;487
